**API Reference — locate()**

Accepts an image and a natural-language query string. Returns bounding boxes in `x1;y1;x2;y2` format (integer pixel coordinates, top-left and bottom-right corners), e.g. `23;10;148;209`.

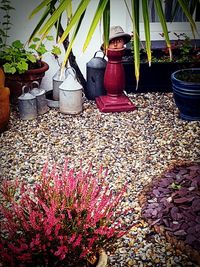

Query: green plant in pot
0;160;135;266
171;68;200;121
0;37;61;104
123;33;200;93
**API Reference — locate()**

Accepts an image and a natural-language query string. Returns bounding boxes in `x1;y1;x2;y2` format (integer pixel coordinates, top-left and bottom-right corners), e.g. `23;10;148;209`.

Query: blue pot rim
171;68;200;85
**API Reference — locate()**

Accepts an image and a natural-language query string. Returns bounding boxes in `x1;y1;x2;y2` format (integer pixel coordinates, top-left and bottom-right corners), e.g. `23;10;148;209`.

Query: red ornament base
95;94;136;113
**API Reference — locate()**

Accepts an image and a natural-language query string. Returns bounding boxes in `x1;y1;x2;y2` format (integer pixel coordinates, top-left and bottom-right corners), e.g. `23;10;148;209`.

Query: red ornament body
104;48;125;96
96;48;136;113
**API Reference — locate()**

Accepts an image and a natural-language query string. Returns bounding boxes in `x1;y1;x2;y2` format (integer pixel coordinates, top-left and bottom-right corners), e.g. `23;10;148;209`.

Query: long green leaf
29;0;53;19
66;0;72;19
131;0;140;89
154;0;172;60
83;0;109;52
39;0;68;36
142;0;151;66
29;6;50;42
61;11;86;72
102;0;110;52
59;0;91;44
177;0;198;37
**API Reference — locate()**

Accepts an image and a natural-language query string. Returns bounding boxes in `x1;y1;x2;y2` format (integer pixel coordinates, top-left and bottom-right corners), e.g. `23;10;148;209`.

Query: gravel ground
0;92;200;266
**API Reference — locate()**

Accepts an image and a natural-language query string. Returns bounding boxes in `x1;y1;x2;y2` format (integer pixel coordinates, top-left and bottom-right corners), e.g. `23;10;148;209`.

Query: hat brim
109;32;131;44
101;32;131;50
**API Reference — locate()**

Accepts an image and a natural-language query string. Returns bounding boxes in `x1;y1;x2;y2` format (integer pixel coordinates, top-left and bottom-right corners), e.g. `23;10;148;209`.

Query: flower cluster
0;160;135;266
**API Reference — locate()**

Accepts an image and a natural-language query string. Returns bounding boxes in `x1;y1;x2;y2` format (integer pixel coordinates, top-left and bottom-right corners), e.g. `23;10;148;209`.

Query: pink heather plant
0;160;135;267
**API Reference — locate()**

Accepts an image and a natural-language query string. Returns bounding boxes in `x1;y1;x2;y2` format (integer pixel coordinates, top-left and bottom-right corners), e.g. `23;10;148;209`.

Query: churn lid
53;67;68;81
59;68;82;91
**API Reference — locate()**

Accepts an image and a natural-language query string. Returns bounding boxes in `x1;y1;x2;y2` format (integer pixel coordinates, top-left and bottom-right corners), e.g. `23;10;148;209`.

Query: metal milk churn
86;50;107;100
30;81;49;115
18;86;37;120
59;68;84;114
52;67;68;101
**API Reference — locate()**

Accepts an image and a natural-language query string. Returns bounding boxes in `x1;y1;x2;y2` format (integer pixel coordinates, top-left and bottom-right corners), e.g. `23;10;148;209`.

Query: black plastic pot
122;49;200;93
171;68;200;121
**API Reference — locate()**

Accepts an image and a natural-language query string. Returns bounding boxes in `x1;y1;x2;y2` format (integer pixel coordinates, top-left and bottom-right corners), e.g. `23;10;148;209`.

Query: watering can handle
21;85;30;95
67;67;76;78
94;50;105;59
31;81;39;88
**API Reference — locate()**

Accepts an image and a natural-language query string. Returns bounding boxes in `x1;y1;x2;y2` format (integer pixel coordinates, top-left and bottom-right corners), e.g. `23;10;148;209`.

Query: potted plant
122;33;200;93
171;68;200;121
0;38;62;104
0;160;135;266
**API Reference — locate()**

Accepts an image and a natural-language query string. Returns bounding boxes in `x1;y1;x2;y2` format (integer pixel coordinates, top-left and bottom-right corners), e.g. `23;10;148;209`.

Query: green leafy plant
137;32;200;64
0;36;61;74
0;0;61;75
0;160;135;267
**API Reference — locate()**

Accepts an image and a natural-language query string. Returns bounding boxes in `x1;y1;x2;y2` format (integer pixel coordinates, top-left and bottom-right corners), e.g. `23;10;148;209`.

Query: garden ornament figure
101;25;131;50
96;26;136;113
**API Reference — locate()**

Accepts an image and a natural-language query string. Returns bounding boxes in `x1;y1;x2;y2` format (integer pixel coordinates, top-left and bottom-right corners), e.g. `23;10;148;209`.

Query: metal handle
31;81;39;88
21;85;30;95
94;50;105;59
67;67;76;79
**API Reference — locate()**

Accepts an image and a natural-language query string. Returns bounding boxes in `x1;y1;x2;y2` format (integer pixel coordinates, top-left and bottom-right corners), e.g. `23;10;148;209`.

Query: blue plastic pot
171;68;200;121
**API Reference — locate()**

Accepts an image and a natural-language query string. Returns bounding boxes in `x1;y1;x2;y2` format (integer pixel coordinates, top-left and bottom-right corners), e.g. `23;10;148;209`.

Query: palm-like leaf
61;11;86;72
103;0;110;52
28;6;51;43
29;0;53;19
59;0;91;44
131;0;140;89
83;0;109;52
142;0;151;66
39;0;67;36
154;0;172;59
177;0;198;37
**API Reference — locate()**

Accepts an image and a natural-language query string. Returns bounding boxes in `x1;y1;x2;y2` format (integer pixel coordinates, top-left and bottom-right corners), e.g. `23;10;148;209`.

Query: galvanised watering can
86;50;107;100
30;81;49;115
18;86;37;120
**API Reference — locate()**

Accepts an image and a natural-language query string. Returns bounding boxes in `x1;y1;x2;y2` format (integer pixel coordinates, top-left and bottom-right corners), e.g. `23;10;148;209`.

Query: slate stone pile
141;163;200;265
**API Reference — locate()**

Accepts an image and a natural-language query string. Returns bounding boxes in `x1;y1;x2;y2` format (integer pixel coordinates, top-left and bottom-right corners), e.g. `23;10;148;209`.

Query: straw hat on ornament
101;25;131;50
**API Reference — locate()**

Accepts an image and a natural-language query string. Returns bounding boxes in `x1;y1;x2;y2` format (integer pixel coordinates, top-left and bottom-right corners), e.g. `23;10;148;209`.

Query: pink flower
54;245;68;260
72;234;82;248
0;160;135;266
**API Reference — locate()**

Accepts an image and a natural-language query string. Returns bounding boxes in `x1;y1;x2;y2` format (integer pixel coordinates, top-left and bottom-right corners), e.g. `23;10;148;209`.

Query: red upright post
95;48;136;112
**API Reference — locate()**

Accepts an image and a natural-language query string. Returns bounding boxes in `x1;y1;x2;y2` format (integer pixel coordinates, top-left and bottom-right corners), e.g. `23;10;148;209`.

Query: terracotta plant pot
0;86;10;133
5;61;49;104
0;68;10;133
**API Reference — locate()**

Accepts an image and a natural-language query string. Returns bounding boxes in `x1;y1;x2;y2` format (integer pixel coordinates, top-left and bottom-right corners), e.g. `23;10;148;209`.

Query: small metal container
18;86;37;120
30;81;49;115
